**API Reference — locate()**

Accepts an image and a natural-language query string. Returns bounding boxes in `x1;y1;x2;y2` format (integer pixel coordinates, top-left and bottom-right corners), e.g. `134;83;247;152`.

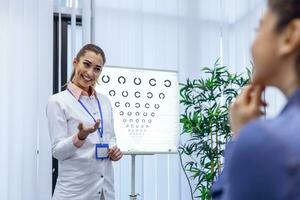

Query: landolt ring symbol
164;80;171;87
118;76;126;84
115;102;120;107
159;93;165;99
122;91;128;97
147;92;153;99
109;90;116;96
135;103;140;108
149;78;156;86
102;75;110;83
134;77;142;85
134;91;141;98
125;102;130;108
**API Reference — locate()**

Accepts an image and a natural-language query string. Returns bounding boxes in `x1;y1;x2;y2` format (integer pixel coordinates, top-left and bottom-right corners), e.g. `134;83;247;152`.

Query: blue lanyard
67;88;104;138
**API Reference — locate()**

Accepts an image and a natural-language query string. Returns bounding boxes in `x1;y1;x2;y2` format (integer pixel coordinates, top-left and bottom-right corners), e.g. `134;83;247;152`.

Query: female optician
47;44;122;200
212;0;300;199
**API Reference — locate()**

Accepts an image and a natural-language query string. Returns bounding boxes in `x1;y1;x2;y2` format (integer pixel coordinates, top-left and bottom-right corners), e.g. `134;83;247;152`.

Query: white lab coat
46;90;116;200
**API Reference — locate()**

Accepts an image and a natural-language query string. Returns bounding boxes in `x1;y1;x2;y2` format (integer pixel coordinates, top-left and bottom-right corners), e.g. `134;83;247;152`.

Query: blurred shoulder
48;90;70;102
233;119;287;156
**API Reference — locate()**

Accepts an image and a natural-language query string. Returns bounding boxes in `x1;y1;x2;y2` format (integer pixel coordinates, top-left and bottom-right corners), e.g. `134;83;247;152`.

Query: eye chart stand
125;152;154;200
95;65;180;199
130;154;137;200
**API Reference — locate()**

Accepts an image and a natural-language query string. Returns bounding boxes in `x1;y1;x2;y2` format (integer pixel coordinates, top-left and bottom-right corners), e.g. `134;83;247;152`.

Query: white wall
0;0;53;200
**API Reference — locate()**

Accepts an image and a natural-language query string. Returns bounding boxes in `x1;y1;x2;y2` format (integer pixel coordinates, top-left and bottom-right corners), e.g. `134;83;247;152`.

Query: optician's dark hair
69;43;106;82
268;0;300;75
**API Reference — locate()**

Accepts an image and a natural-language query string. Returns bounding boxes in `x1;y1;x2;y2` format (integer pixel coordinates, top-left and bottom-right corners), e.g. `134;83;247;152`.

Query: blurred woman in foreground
212;0;300;199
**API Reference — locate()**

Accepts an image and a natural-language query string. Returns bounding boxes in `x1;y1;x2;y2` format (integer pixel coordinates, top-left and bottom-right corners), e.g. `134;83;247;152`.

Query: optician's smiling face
72;50;104;92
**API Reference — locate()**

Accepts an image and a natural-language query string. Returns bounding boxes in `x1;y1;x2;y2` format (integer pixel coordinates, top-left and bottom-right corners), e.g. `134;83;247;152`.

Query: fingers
78;122;83;131
238;84;265;108
229;84;267;135
85;126;97;133
94;120;100;130
260;99;268;107
112;151;122;160
230;85;253;112
238;85;253;104
111;153;122;161
77;120;101;135
252;85;264;106
108;146;123;161
108;146;117;154
250;85;267;116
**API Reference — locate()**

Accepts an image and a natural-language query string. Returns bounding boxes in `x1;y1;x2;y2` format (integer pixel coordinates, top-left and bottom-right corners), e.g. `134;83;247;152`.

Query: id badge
95;143;109;160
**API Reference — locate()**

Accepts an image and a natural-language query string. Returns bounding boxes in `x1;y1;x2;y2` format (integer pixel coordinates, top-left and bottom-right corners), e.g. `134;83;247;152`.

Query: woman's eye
95;68;102;72
84;62;90;67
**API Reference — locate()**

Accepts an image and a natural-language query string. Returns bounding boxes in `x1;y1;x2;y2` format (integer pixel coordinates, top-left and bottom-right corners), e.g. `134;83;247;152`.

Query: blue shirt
212;89;300;200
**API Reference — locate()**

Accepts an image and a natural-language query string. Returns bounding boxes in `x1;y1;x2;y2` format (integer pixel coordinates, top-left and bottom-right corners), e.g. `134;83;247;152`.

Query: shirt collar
280;88;300;114
67;82;96;101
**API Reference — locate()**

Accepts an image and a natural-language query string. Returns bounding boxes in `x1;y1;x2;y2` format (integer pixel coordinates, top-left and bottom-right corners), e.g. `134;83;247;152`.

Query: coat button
101;175;104;178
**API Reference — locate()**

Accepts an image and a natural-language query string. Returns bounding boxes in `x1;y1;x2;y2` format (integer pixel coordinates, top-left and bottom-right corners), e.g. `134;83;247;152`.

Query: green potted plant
179;59;250;200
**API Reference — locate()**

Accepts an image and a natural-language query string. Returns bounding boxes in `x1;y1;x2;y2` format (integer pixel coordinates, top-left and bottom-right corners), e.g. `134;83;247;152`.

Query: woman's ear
278;19;300;56
71;58;78;82
73;58;78;67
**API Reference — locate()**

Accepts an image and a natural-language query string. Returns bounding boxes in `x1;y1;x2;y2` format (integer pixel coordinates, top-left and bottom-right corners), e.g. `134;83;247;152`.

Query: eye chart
96;66;180;154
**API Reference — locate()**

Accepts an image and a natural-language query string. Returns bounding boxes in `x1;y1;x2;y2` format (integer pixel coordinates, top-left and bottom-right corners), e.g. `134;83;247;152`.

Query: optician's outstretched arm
46;96;99;160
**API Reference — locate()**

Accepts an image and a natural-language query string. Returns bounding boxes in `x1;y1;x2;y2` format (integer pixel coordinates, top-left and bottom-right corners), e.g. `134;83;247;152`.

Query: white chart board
96;66;180;154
